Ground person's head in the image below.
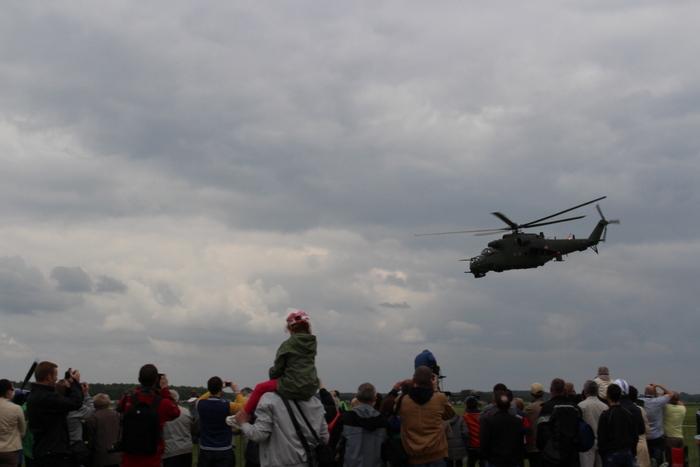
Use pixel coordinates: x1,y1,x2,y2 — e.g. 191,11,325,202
628,385,639,402
494,390,512,411
492,383,507,401
644,384,656,397
138,364,160,388
564,382,576,395
669,392,680,405
466,396,479,411
612,379,630,398
550,378,566,397
530,382,544,399
207,376,224,395
607,383,622,403
0,379,13,399
513,397,524,411
54,379,68,396
286,310,311,334
35,361,59,385
413,365,434,389
169,389,180,403
356,382,377,405
241,387,253,397
583,380,599,398
597,366,609,377
94,393,111,410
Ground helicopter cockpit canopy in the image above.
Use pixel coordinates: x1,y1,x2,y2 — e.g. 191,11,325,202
481,247,495,256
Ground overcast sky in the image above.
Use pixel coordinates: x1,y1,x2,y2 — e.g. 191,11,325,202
1,1,699,393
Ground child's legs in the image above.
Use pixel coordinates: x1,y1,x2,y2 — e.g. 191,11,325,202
243,379,278,414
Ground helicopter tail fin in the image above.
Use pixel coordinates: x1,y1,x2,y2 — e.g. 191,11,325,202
588,204,619,247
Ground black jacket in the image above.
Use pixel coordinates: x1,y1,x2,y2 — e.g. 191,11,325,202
480,410,525,466
27,381,84,458
597,405,637,456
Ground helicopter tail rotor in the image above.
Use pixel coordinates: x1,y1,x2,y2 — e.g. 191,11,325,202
595,204,620,242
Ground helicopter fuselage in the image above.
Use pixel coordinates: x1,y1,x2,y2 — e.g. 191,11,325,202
468,220,607,277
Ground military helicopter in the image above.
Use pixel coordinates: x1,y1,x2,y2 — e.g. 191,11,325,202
417,196,619,278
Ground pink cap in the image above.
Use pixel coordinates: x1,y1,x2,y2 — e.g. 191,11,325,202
286,310,310,325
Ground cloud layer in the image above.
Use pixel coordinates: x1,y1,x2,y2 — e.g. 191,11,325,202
0,1,699,391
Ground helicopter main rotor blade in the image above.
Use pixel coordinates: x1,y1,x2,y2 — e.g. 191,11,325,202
414,227,510,237
522,215,586,229
491,212,519,229
521,196,606,227
474,230,510,237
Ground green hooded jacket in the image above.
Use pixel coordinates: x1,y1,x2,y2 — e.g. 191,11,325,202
269,333,319,400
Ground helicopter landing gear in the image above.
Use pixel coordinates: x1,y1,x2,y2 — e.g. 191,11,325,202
471,272,486,278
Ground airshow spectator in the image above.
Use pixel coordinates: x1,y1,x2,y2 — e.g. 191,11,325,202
340,382,387,467
565,382,583,404
524,383,545,467
163,390,194,467
663,392,686,450
628,386,650,467
397,365,455,465
0,379,26,467
613,379,645,455
117,364,180,467
85,393,121,467
197,376,238,467
597,384,637,467
62,381,94,465
238,391,329,467
480,389,525,467
578,380,608,467
463,396,481,467
236,310,320,423
445,409,468,467
480,384,512,421
594,367,612,401
640,383,671,466
537,378,582,467
27,362,84,467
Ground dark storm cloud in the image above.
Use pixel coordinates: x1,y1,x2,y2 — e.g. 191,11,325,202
50,266,93,293
95,275,127,294
0,257,80,313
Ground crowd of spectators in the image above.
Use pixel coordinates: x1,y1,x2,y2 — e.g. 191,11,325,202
0,310,694,467
0,361,694,467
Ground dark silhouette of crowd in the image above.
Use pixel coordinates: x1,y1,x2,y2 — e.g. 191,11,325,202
0,312,694,467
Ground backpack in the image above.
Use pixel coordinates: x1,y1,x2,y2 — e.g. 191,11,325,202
539,404,581,463
381,394,408,465
576,418,595,452
121,393,162,455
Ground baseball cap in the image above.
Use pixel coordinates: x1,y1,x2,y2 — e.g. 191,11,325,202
530,383,545,395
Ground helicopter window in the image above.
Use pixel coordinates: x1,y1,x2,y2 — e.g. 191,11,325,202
481,248,494,256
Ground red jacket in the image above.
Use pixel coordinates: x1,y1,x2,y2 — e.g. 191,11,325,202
463,411,481,448
118,386,180,467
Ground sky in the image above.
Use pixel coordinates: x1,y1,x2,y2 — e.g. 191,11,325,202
1,1,699,393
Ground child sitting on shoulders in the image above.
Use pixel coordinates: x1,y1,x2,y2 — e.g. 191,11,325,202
236,310,319,422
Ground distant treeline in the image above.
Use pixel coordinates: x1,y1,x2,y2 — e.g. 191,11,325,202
14,383,700,404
